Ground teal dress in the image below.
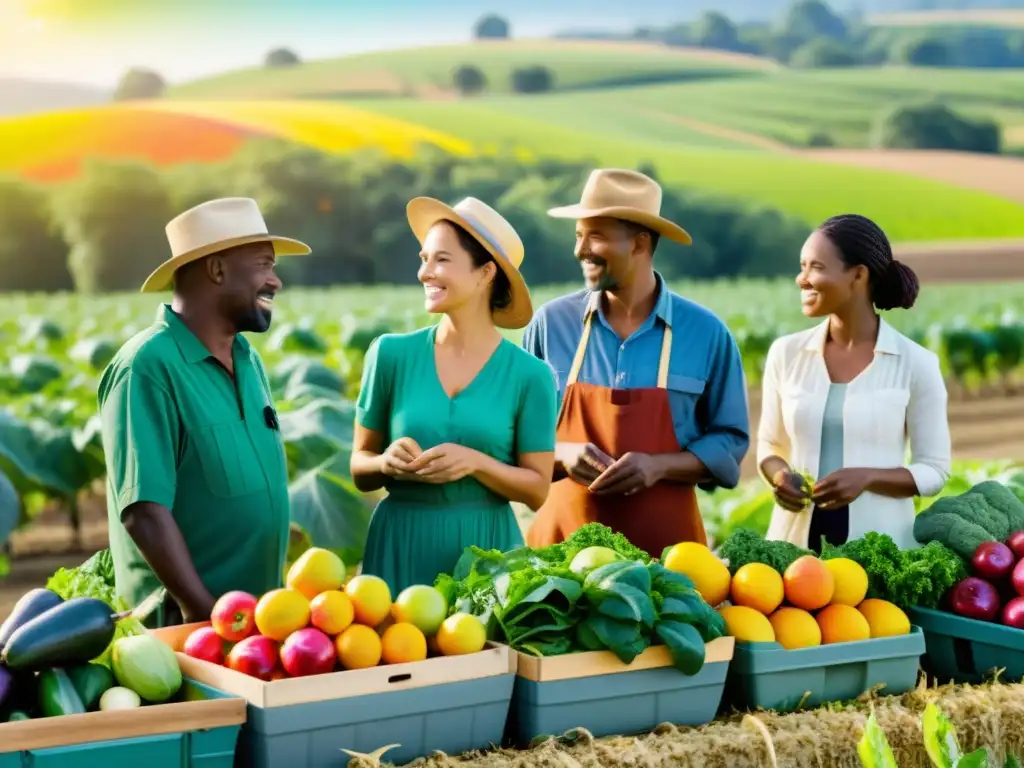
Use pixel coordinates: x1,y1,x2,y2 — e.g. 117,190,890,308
808,383,849,553
356,326,558,595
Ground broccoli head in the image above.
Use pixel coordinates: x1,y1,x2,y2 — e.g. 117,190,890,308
913,507,997,561
927,492,1009,541
969,480,1024,533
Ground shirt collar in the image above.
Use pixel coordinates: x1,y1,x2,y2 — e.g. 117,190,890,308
157,303,250,365
803,316,900,356
582,270,673,328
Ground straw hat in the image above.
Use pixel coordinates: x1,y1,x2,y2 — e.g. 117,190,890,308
547,168,692,245
406,196,533,329
141,197,311,293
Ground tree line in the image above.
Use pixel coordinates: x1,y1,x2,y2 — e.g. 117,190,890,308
0,141,812,295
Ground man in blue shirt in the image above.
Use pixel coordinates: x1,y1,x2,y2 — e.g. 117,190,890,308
522,168,750,557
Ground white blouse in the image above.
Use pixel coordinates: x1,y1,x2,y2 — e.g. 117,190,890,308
757,317,952,551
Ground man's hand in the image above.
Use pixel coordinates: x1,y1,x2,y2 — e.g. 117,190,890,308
588,452,660,496
380,437,423,480
813,468,873,509
556,442,614,485
407,443,480,484
771,469,811,512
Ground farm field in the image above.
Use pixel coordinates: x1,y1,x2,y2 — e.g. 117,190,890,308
2,278,1024,618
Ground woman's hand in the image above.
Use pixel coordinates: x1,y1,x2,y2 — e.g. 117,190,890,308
771,468,811,512
381,437,423,480
813,468,874,509
407,443,481,484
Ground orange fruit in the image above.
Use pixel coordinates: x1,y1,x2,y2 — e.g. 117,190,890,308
286,547,346,600
309,590,355,636
335,624,383,669
717,605,776,643
816,604,871,644
435,613,487,656
730,562,785,615
857,599,911,638
783,556,835,611
380,622,428,664
254,588,311,641
767,607,822,650
823,558,868,606
344,575,393,627
662,542,731,607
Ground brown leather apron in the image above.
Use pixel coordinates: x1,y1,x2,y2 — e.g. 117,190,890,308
526,312,705,558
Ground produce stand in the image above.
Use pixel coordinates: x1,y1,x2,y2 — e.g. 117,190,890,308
505,636,735,746
722,626,926,713
151,622,517,768
0,678,245,768
909,606,1024,685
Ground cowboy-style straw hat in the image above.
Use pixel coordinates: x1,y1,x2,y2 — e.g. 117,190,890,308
547,168,692,245
141,197,311,293
406,196,533,329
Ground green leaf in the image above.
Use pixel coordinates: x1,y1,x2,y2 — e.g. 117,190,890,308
856,711,898,768
648,561,696,592
1004,755,1022,768
0,469,18,545
278,397,355,476
654,619,706,675
288,452,372,566
590,584,656,629
581,614,647,665
584,560,652,594
955,749,991,768
923,702,961,768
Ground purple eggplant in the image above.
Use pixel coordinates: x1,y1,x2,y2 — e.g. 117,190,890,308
0,665,11,710
0,588,63,652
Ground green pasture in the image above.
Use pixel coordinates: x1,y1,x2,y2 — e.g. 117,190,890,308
167,41,774,100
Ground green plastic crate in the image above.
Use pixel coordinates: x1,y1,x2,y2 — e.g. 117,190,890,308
0,679,244,768
909,607,1024,684
723,626,925,713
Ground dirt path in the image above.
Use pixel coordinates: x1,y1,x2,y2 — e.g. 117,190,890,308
637,108,790,151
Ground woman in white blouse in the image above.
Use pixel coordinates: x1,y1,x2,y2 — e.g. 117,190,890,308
757,213,951,553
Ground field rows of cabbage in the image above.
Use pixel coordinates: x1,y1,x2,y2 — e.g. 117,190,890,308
0,279,1022,572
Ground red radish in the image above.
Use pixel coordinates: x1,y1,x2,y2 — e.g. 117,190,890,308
226,635,280,680
948,577,1002,622
1007,531,1024,561
1004,597,1024,629
183,626,228,665
211,591,258,642
972,541,1015,582
1012,558,1024,598
280,628,337,677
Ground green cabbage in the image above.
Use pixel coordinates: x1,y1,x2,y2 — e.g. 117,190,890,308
111,635,182,703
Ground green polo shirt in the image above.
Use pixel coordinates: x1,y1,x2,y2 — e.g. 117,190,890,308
99,304,290,622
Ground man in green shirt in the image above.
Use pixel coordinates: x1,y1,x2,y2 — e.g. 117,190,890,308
98,197,311,627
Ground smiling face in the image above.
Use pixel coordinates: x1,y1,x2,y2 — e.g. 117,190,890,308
796,229,870,318
574,216,649,292
214,241,282,333
417,221,496,318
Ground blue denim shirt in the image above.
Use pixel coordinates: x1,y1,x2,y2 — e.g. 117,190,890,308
521,273,751,491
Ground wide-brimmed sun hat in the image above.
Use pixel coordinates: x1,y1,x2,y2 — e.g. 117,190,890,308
141,197,311,293
547,168,692,245
406,196,533,329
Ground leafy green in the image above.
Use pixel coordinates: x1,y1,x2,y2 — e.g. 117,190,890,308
857,710,898,768
717,527,812,574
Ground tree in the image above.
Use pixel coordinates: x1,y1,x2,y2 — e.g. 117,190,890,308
692,11,740,51
789,38,859,68
510,66,553,94
893,35,951,67
452,65,487,96
871,103,1002,154
0,177,72,292
265,48,301,68
779,0,848,42
113,67,166,101
473,14,510,40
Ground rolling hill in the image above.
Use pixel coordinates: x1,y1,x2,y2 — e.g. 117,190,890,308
868,9,1024,27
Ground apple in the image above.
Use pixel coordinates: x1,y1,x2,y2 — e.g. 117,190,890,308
948,577,1001,622
280,628,337,677
1007,530,1024,561
226,635,280,680
972,541,1015,582
211,590,258,642
183,626,229,665
1003,596,1024,629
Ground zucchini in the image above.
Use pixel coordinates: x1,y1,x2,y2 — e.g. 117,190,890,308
67,662,114,710
0,588,63,652
37,668,87,718
0,597,129,671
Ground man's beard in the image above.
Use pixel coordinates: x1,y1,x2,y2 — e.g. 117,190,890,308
581,257,619,291
234,305,272,334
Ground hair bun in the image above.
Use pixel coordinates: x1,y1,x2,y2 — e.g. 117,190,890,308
875,259,920,311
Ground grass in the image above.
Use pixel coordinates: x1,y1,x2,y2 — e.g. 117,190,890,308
167,39,776,100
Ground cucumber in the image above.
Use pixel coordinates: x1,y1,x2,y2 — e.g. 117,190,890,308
67,662,114,710
0,597,128,671
0,588,63,652
37,668,87,717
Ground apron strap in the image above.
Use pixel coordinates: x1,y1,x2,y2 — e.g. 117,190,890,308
568,310,673,389
566,311,594,387
657,325,672,389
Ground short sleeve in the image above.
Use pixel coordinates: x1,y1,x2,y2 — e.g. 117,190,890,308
100,371,180,517
515,358,558,455
356,335,393,433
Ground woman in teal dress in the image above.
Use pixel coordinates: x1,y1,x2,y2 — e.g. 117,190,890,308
350,196,558,596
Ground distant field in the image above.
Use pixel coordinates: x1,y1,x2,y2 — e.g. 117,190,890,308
868,9,1024,28
167,39,776,100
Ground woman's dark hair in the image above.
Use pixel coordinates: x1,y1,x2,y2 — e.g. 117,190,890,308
445,220,513,312
818,213,920,311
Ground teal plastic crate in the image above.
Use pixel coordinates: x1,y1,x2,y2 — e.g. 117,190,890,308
505,637,735,746
909,606,1024,684
723,626,925,713
0,679,244,768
